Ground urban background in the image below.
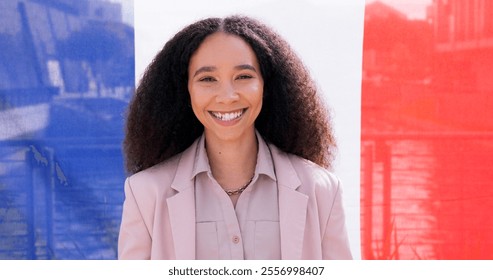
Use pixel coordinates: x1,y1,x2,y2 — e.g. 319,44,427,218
362,0,493,259
0,0,133,259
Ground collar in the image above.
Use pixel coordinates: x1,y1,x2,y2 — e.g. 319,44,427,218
191,130,276,181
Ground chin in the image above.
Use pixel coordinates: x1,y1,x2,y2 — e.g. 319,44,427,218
206,127,256,142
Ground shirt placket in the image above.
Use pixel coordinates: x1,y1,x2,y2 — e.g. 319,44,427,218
209,172,245,259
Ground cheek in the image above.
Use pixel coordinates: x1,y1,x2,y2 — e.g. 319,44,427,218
189,86,215,118
188,85,204,105
250,83,264,107
238,80,263,97
247,85,264,117
188,87,202,113
189,96,207,124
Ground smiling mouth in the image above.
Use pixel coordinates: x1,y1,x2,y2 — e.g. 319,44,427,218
209,109,246,121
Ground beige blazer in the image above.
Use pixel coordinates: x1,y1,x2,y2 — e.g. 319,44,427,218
118,136,353,260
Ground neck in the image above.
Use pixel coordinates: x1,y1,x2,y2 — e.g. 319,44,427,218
204,130,258,189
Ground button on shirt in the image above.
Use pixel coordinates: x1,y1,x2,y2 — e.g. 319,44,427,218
193,133,281,260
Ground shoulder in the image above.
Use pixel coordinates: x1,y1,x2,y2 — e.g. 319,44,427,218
127,136,200,189
125,153,181,201
269,143,341,196
128,154,180,186
290,153,341,194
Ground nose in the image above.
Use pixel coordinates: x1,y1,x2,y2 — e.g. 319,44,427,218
216,81,239,104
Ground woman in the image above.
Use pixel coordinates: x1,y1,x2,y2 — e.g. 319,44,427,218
118,15,352,260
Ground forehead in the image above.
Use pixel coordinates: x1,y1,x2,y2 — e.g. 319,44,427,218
189,32,259,67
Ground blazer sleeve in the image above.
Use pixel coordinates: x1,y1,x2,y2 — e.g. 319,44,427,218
118,178,152,259
322,179,353,259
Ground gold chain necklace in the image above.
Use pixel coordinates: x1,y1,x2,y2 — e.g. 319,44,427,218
224,175,254,196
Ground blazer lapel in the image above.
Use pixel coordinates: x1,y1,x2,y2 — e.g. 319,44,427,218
167,138,201,259
167,187,195,259
269,144,308,260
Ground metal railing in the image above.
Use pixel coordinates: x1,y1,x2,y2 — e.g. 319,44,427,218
0,138,124,259
361,131,493,259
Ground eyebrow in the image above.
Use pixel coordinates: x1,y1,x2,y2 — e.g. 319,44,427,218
193,66,216,78
192,64,258,77
235,64,257,72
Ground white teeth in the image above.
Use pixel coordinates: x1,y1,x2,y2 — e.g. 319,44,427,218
211,110,244,121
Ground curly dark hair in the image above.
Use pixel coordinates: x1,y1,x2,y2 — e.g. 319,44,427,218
124,15,336,174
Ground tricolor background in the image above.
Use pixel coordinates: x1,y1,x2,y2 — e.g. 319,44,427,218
1,0,492,260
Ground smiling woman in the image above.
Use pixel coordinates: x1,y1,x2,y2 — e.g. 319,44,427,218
188,32,264,152
118,15,352,260
187,32,264,207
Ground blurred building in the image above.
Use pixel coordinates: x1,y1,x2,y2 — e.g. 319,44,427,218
431,0,493,129
364,2,433,83
361,0,493,260
0,0,132,95
0,0,132,259
362,1,433,118
362,1,407,83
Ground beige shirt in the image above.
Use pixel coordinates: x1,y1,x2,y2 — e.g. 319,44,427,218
192,134,281,260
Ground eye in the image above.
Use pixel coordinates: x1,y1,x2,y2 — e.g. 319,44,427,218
236,74,253,80
198,76,216,82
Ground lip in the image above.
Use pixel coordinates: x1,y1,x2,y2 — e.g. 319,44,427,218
208,108,247,125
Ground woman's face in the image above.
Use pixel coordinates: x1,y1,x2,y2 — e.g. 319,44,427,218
188,32,264,143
